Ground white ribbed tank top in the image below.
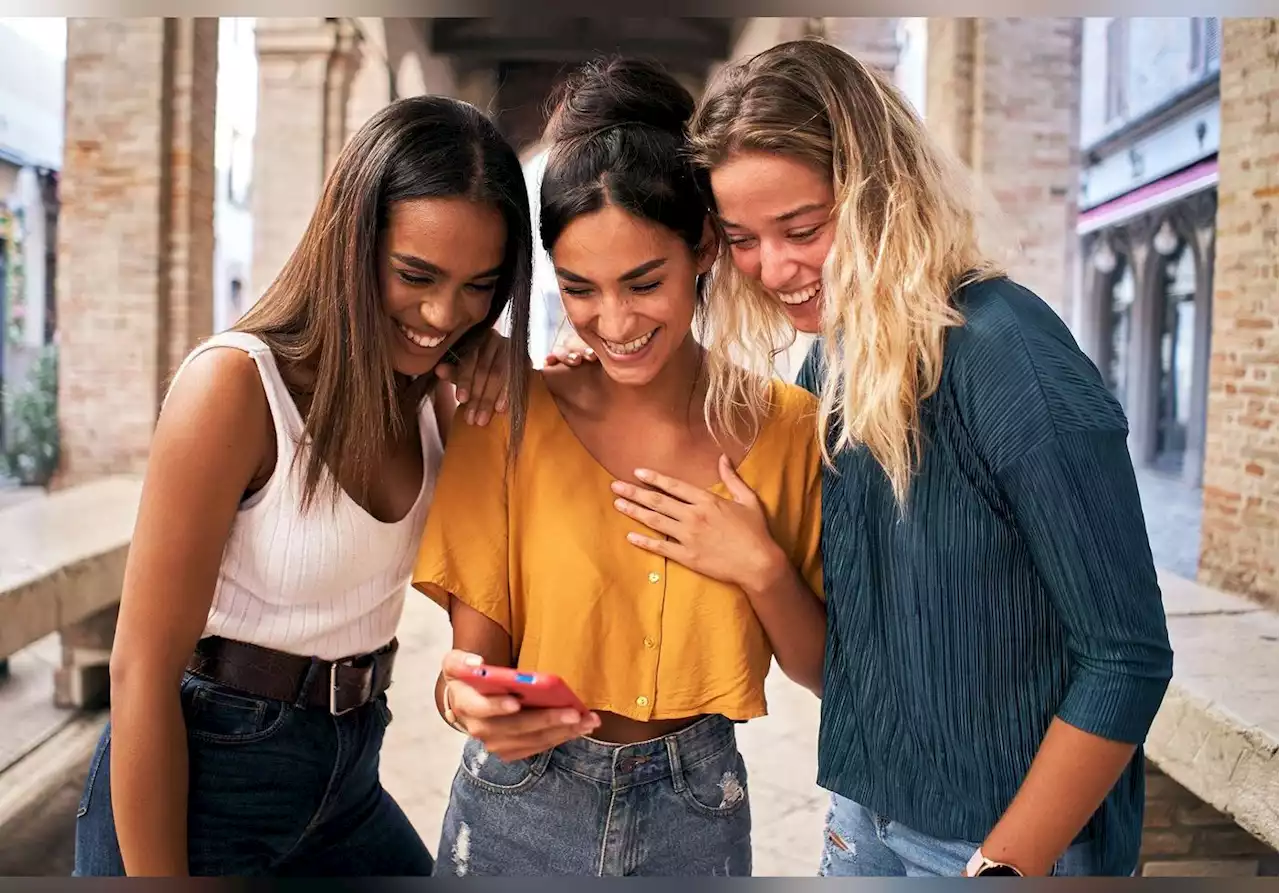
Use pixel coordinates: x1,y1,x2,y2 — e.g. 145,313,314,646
168,331,441,661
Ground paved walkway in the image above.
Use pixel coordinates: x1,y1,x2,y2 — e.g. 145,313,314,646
1133,469,1203,581
379,593,829,877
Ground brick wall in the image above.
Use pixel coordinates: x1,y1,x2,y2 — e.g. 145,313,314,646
165,19,219,391
56,18,218,485
250,18,346,301
925,20,977,166
925,19,1081,322
1198,18,1279,607
1141,760,1279,876
823,17,900,80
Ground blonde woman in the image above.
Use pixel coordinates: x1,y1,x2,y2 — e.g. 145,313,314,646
570,39,1171,878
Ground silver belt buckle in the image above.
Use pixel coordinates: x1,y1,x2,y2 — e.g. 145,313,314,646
329,660,358,716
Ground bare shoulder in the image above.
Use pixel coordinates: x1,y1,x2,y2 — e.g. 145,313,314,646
539,361,606,418
162,346,267,429
154,345,273,486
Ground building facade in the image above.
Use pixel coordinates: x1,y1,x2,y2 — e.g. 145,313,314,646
1076,17,1223,490
0,20,63,451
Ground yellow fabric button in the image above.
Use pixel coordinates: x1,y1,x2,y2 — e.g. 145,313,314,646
648,572,661,584
643,637,656,649
636,696,649,707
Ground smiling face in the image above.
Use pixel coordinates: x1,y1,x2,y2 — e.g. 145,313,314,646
379,196,507,377
551,203,710,388
709,150,836,334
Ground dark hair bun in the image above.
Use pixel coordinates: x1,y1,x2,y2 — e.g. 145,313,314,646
539,56,706,257
546,57,694,144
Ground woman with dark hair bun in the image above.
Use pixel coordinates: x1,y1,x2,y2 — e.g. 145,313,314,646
412,57,826,877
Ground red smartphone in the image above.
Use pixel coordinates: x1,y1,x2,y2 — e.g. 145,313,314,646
461,665,588,713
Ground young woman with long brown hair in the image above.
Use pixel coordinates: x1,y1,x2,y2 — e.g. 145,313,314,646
672,39,1173,877
72,95,532,877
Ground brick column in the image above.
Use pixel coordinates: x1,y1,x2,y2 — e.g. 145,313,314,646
1199,19,1279,607
56,18,218,485
345,18,393,144
925,18,1082,320
822,18,901,80
251,17,362,299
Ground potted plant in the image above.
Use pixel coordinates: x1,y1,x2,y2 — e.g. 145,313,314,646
2,345,59,487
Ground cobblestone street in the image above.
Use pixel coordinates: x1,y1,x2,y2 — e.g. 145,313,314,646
379,592,829,877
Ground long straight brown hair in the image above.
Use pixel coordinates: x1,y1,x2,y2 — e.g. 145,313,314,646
235,96,533,511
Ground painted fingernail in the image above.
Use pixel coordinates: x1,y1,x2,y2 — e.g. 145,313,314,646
627,533,643,544
463,654,483,666
568,353,579,362
614,498,628,510
635,469,653,481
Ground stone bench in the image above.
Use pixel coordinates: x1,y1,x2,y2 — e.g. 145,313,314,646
0,476,142,709
1146,569,1279,852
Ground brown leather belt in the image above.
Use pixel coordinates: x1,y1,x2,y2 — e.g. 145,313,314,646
186,636,397,716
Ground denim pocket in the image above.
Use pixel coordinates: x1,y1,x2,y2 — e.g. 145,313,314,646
677,741,750,818
181,674,289,745
455,736,544,794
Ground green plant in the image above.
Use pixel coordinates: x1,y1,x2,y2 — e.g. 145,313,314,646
2,345,59,486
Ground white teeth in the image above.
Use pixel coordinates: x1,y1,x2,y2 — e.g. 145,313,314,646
398,320,446,349
777,282,822,306
602,329,656,356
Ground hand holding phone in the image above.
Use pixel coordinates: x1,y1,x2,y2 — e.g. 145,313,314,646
461,664,588,712
441,650,600,762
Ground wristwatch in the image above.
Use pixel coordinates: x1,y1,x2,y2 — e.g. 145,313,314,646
965,848,1023,877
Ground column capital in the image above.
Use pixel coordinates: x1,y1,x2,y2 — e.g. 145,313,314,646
256,16,362,64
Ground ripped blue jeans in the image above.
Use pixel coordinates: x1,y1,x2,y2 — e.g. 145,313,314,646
818,793,1110,877
435,714,752,877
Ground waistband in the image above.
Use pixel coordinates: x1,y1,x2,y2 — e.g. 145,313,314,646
186,635,397,715
543,714,737,792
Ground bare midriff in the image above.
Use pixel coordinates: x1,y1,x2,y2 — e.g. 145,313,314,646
590,711,708,745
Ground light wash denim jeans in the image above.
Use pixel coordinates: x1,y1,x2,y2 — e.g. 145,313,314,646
818,793,1110,877
435,714,752,877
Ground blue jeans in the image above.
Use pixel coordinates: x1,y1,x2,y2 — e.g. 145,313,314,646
435,714,752,876
818,793,1109,877
73,670,433,876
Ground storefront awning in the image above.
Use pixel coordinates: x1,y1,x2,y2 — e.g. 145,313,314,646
1077,158,1218,236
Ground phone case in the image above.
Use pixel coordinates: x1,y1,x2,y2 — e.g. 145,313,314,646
463,665,588,713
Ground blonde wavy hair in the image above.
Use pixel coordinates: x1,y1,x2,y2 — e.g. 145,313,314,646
688,38,1003,507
